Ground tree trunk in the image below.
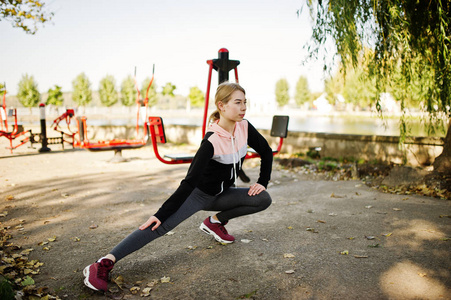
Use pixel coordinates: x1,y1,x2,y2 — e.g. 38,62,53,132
433,117,451,174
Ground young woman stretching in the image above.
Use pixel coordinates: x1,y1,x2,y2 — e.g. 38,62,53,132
83,82,273,292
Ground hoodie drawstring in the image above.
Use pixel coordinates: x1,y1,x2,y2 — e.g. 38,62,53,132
231,136,238,187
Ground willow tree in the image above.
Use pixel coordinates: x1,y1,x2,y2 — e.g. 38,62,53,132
304,0,450,174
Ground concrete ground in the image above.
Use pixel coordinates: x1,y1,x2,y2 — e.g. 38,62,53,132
0,142,450,299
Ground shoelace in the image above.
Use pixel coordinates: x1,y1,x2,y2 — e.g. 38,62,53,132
218,224,228,235
97,261,111,280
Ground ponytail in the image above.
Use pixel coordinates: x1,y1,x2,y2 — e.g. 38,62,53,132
208,109,220,125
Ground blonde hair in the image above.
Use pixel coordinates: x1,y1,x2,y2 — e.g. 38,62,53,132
208,82,246,124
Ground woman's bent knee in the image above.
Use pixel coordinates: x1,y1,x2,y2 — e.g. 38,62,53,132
258,191,272,210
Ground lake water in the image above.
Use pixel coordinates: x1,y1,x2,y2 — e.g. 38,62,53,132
161,114,445,137
19,107,446,137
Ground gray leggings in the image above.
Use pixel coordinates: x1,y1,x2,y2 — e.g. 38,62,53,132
110,187,271,262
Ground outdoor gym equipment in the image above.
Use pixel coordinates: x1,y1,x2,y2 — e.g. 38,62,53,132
0,86,30,153
1,87,62,153
52,67,155,161
50,108,76,148
147,48,289,165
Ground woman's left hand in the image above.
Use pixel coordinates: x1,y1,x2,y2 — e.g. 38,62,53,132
248,183,265,196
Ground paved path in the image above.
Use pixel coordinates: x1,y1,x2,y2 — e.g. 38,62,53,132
0,144,450,299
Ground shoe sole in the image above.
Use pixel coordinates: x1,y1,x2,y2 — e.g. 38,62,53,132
199,223,234,244
83,266,102,292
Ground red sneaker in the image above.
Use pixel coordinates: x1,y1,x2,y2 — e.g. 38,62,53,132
200,217,235,243
83,258,114,292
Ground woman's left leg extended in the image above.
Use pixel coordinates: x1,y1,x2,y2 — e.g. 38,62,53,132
206,188,272,223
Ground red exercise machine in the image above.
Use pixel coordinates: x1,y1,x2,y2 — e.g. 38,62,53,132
148,48,289,165
0,87,31,153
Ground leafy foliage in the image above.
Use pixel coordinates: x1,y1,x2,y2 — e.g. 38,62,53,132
304,0,450,119
0,83,5,97
275,78,290,107
98,75,118,107
0,225,58,299
120,75,137,107
17,74,40,108
304,0,450,173
71,73,92,107
162,82,176,97
278,156,450,200
294,76,311,106
46,85,63,106
188,86,205,108
0,0,53,34
325,49,377,110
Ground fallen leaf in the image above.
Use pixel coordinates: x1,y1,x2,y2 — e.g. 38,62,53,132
6,195,15,201
368,244,381,248
47,236,57,242
130,286,140,294
283,253,295,258
21,248,33,255
160,276,170,283
141,287,152,297
365,236,376,240
418,273,427,277
439,215,450,218
285,270,295,274
113,275,126,290
340,250,349,255
393,208,402,211
23,268,33,275
347,237,355,240
317,220,326,223
165,231,175,236
306,227,318,233
287,226,293,230
328,213,337,216
21,276,35,286
365,205,373,209
382,233,393,237
147,279,159,287
89,224,98,229
240,239,252,243
330,193,345,198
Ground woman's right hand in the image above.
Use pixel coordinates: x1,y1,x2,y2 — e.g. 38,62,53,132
139,216,161,231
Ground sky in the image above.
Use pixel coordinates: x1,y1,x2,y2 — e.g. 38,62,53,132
1,0,329,107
